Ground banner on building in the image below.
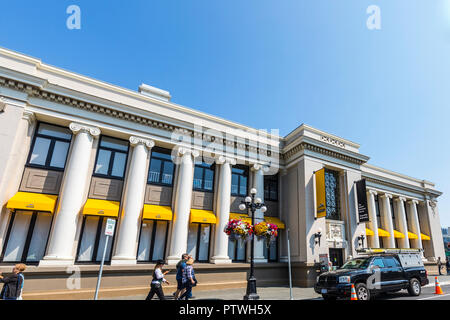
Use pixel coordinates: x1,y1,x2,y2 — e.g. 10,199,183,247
355,179,370,222
315,168,327,218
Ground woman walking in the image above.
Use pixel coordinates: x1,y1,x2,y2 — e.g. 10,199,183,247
145,260,170,300
179,258,197,300
0,263,26,300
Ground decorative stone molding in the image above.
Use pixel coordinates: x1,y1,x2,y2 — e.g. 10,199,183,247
22,110,35,124
129,136,155,149
0,76,276,158
0,97,6,113
216,156,236,165
69,122,101,137
428,200,437,215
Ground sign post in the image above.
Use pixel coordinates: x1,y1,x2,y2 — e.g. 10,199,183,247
94,218,116,300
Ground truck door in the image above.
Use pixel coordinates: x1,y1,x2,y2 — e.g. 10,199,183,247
383,256,406,289
368,257,387,291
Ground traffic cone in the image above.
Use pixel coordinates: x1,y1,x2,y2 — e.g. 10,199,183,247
350,284,358,300
435,277,444,295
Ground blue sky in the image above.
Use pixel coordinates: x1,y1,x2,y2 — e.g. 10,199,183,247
1,1,449,226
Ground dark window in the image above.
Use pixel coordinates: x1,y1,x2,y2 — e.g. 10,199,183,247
383,256,401,268
325,169,340,220
403,201,409,225
228,238,247,262
193,162,215,192
375,195,382,226
371,257,385,268
264,175,278,201
137,220,169,262
27,123,72,170
390,198,395,223
187,223,211,262
93,136,129,179
231,166,248,196
147,147,175,186
263,238,279,262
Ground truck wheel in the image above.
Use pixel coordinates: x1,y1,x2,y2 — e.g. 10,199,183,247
322,294,337,301
407,278,421,296
355,283,371,301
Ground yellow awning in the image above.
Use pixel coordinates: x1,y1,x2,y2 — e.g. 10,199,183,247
421,233,431,241
393,230,405,239
229,213,251,223
365,228,374,236
7,192,58,213
190,209,216,224
378,228,391,237
408,232,419,239
143,205,173,221
83,199,120,218
264,216,286,229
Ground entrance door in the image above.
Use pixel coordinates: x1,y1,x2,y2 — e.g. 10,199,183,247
329,248,344,268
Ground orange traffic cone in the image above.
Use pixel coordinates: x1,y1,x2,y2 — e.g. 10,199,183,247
435,277,444,295
350,284,358,300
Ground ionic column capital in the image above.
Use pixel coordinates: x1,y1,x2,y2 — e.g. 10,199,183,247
395,197,407,203
216,155,236,165
407,199,419,205
250,162,270,173
129,136,155,149
69,122,101,138
367,189,378,196
380,193,393,199
175,146,200,159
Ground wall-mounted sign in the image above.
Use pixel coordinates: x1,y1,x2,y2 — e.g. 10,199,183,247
320,136,345,148
315,168,327,218
355,179,370,222
105,218,116,236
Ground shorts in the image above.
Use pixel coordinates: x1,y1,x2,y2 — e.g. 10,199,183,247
177,279,183,290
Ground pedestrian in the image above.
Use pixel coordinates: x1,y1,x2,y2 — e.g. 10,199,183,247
179,258,196,300
173,253,189,300
446,257,450,275
437,257,442,275
145,260,170,300
0,263,26,300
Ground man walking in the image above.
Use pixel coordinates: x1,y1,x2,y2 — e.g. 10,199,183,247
437,257,442,275
173,253,189,300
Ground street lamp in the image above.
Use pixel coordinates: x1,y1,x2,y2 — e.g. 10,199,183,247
240,187,267,300
314,228,322,246
357,233,365,248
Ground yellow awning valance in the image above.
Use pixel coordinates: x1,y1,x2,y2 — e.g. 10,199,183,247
378,228,391,237
365,228,374,236
229,213,251,223
264,217,286,229
421,233,431,241
408,232,419,239
83,199,120,218
190,209,216,224
7,192,58,213
143,205,173,221
393,230,405,239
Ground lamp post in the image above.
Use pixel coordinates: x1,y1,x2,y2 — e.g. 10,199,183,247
239,188,267,300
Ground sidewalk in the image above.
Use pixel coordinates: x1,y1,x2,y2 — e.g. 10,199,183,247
103,286,321,300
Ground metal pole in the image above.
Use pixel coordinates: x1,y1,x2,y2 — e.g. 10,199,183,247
287,228,293,300
244,193,259,300
94,235,109,300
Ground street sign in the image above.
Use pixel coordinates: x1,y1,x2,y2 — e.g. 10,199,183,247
105,218,116,236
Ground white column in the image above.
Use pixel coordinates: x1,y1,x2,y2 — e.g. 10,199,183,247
366,190,379,248
395,197,409,248
380,194,395,248
166,147,199,264
111,136,154,265
211,156,236,264
41,122,100,266
407,200,423,251
250,163,267,263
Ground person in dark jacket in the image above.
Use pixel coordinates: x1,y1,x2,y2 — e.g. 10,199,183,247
145,260,170,300
173,253,190,300
438,257,443,275
0,263,26,300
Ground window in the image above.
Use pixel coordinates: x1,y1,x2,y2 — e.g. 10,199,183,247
325,169,340,220
1,211,53,264
137,220,169,262
228,238,246,262
147,147,175,186
93,136,129,179
264,175,278,201
186,224,211,262
403,201,409,225
231,166,248,196
193,162,215,192
27,123,72,170
76,216,116,263
263,238,278,262
383,257,401,268
389,198,395,223
371,257,385,268
375,195,382,226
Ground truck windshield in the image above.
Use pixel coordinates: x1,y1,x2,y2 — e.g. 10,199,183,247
341,258,371,269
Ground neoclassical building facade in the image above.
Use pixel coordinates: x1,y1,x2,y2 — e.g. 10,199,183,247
0,47,445,290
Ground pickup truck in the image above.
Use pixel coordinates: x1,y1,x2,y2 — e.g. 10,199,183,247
314,251,429,300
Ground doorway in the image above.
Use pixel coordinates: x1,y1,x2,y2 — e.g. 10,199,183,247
329,248,344,268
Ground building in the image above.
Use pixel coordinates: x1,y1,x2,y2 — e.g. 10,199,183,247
0,47,445,297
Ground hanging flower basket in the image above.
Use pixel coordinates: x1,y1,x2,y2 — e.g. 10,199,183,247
254,222,278,242
224,219,254,241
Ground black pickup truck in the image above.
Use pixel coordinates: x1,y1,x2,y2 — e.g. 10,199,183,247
314,252,429,300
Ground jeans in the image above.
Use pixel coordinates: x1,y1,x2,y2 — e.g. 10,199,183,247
179,283,193,300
